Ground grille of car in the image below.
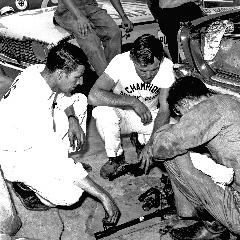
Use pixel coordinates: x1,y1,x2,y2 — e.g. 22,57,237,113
208,69,240,95
0,36,47,67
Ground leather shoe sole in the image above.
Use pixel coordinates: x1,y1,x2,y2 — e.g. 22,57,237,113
170,221,230,240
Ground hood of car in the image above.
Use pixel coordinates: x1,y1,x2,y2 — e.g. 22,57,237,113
0,1,154,44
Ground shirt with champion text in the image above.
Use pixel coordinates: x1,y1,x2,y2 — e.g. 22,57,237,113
104,51,175,111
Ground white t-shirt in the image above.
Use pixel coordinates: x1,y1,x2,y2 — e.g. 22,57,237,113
104,51,175,111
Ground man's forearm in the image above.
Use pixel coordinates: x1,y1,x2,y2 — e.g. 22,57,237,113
149,109,170,143
65,105,78,119
88,88,137,110
110,0,128,18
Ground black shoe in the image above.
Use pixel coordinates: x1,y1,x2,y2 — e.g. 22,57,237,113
130,132,145,157
100,153,127,180
169,220,230,240
12,182,51,211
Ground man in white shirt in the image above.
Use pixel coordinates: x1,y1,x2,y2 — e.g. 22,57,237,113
88,34,175,180
0,42,120,238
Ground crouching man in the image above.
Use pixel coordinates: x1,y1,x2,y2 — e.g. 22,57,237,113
140,76,240,239
0,42,120,236
88,34,175,180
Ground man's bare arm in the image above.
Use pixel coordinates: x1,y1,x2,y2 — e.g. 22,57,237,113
88,73,138,109
76,175,120,225
65,105,85,151
109,0,133,32
88,73,152,125
150,88,170,142
139,88,170,173
64,105,76,118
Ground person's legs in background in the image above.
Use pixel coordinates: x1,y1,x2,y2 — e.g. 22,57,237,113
54,10,108,77
87,7,122,64
157,2,203,63
158,11,180,64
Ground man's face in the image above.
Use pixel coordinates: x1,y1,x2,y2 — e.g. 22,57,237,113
134,57,160,83
57,65,85,95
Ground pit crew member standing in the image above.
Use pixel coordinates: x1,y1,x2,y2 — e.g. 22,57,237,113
88,34,175,180
146,0,203,63
54,0,133,76
0,42,120,226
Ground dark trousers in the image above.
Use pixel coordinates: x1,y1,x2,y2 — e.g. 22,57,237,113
54,5,121,76
147,1,203,63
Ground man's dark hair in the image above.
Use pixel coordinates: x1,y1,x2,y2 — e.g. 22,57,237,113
130,34,164,66
167,76,214,117
46,42,89,74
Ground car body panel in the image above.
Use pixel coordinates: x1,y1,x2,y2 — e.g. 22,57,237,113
0,0,239,82
178,8,240,97
0,0,160,77
0,1,156,44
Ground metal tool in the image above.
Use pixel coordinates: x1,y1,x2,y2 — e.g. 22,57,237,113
94,207,172,239
138,187,161,211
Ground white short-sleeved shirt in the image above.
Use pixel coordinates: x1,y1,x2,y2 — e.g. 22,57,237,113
104,51,175,111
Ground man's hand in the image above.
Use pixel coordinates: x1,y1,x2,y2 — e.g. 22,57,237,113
68,116,85,151
133,99,152,125
139,142,154,174
121,15,133,33
101,193,121,227
77,16,94,36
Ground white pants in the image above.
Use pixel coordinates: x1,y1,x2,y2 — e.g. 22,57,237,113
92,106,158,157
0,93,88,206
